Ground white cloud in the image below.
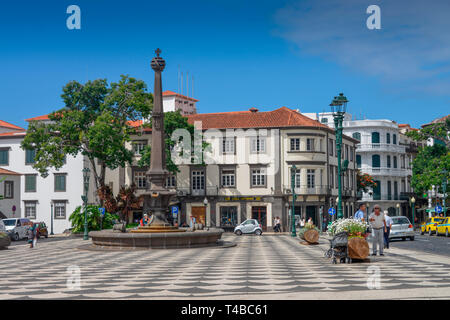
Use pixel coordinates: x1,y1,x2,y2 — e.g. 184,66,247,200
274,0,450,94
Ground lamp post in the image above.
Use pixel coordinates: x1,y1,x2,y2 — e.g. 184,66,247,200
330,93,348,219
203,197,208,230
442,169,448,217
366,201,370,223
410,197,416,230
396,203,400,217
50,202,54,235
291,165,297,237
82,167,90,240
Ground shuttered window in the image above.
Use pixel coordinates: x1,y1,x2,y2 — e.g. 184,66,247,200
54,174,66,192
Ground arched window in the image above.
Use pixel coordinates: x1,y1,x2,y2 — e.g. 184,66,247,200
386,133,390,144
352,132,361,141
372,154,380,168
372,132,380,144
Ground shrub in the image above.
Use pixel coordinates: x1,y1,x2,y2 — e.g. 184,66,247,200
69,205,118,233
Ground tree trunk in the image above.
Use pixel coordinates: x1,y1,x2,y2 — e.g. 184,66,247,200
348,237,369,260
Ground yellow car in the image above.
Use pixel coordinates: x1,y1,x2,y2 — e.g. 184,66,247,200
421,217,446,236
436,217,450,237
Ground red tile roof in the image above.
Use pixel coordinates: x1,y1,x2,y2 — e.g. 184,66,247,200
0,168,21,176
26,115,50,122
0,131,26,138
0,120,25,131
186,107,329,130
163,90,199,102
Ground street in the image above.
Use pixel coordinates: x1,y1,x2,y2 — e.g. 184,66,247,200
388,232,450,257
0,233,449,300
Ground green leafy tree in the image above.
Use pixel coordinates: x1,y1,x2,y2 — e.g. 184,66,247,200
69,205,118,233
137,110,210,173
21,76,153,194
410,144,449,195
406,116,450,147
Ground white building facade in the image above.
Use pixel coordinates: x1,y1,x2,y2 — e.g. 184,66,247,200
0,118,85,234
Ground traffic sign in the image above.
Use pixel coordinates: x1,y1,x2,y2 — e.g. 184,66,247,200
435,205,443,214
171,206,179,218
328,208,336,216
99,207,106,216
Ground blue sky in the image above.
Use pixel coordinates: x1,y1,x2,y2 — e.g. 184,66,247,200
0,0,448,129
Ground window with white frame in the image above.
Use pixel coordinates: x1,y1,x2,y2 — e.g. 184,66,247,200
192,170,205,191
133,141,147,156
222,138,235,154
54,201,66,219
251,168,266,187
24,201,37,219
307,169,315,188
292,168,301,188
165,175,176,188
134,171,147,189
4,181,13,199
290,138,300,151
251,137,266,153
306,138,315,151
221,169,236,188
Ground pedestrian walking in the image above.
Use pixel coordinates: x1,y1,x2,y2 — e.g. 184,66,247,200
369,205,387,256
27,224,38,249
354,203,366,222
384,211,393,249
276,217,281,233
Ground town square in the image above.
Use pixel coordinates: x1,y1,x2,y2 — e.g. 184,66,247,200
0,0,449,305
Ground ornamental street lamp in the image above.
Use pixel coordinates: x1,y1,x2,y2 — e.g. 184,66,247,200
396,203,400,216
50,202,54,235
410,197,416,230
291,165,297,237
330,93,348,219
82,167,90,240
203,197,209,230
442,169,448,217
366,201,370,223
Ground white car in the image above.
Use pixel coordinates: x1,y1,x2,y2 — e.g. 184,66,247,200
2,218,32,241
234,219,263,236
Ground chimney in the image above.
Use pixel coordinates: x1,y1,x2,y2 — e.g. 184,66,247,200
249,107,259,113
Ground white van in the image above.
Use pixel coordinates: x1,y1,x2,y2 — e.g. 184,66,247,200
2,218,32,241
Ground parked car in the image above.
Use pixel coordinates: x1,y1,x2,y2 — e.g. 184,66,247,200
2,218,33,241
234,219,262,236
34,222,49,239
420,217,445,236
436,217,450,237
389,216,415,241
0,219,6,232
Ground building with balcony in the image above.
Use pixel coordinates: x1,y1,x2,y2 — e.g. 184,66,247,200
116,107,358,232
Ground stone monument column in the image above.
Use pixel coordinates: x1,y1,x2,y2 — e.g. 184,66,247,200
143,48,175,226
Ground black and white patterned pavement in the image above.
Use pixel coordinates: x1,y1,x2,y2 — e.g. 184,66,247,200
0,234,449,299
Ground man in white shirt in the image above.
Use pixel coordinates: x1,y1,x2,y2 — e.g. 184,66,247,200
369,205,387,256
384,211,393,249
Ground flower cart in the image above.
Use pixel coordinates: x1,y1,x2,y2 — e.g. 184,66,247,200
326,219,370,262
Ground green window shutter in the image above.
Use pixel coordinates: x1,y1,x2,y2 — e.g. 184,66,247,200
55,175,66,191
25,175,36,192
371,132,380,144
26,149,36,164
372,155,380,168
0,150,8,165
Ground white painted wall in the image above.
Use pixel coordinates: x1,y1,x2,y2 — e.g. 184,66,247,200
0,136,84,233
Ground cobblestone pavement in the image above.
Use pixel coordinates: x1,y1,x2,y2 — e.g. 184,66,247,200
0,234,449,300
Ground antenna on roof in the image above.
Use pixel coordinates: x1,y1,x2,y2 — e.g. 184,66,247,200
186,71,189,97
